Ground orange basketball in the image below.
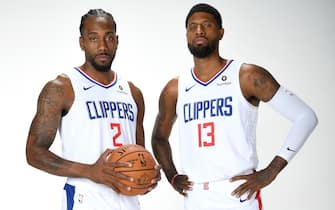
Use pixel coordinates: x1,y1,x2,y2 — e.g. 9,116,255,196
106,144,158,196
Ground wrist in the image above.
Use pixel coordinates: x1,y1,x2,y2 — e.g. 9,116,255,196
267,156,288,174
170,174,178,186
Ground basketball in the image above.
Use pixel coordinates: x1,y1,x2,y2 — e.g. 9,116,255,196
106,144,158,196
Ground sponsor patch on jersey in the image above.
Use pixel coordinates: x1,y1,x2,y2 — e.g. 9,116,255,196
216,75,232,86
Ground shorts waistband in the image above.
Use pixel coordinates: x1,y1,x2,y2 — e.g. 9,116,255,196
192,169,255,190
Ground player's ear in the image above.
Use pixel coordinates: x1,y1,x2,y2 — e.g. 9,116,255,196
79,36,85,51
219,28,224,40
116,35,119,49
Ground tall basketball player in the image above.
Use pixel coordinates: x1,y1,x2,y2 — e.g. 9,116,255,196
151,3,318,210
26,9,159,210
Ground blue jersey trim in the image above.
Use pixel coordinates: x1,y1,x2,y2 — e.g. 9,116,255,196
74,67,118,88
191,59,234,86
64,183,75,210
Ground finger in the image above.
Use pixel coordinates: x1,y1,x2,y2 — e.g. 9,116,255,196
105,170,134,182
247,189,256,200
103,149,116,160
180,181,193,190
109,184,120,193
231,182,250,198
155,170,161,179
104,178,129,194
112,161,132,168
148,183,157,191
108,178,132,193
230,175,248,182
154,164,162,170
151,176,161,184
187,181,194,187
141,187,153,195
181,188,188,196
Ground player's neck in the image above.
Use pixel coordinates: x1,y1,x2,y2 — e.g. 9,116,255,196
193,55,227,82
80,64,115,85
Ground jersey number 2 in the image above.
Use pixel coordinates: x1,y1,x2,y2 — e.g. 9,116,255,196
110,123,122,147
198,122,215,147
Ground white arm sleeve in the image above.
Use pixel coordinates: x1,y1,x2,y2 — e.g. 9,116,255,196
267,86,318,162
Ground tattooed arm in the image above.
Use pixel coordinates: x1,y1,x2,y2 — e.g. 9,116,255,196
239,63,280,106
26,74,76,176
151,78,193,196
26,75,130,191
230,64,288,199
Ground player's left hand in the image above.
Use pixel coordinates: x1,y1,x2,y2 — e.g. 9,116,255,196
230,168,277,200
142,165,162,195
230,156,287,199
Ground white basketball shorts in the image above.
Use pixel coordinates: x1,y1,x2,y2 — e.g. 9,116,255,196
62,180,140,210
184,179,262,210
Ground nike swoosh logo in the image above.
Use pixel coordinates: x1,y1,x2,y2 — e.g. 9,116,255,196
185,84,195,92
83,85,95,91
287,147,296,152
240,198,247,203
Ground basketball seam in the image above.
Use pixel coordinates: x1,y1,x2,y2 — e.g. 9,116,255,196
114,151,152,162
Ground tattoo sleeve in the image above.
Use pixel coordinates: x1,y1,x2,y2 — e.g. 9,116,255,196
252,67,279,102
27,80,72,175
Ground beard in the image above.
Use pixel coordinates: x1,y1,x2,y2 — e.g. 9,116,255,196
87,53,115,72
187,39,219,58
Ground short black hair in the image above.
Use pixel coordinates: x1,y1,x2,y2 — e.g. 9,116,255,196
185,3,222,29
79,9,116,36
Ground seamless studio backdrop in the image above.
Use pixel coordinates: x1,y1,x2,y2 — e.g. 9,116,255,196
0,0,333,209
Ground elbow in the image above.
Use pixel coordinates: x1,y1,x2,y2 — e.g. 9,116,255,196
26,146,40,168
297,107,318,131
305,108,318,130
26,148,35,167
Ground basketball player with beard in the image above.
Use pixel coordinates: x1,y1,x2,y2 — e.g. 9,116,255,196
151,3,317,210
26,9,159,210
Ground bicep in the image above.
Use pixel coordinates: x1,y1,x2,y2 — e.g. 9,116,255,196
27,79,68,150
240,64,280,105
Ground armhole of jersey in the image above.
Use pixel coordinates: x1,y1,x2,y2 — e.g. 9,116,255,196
61,69,76,117
126,81,138,111
236,62,259,111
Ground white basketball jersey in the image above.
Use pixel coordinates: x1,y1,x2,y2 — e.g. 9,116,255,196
60,67,138,165
176,60,259,183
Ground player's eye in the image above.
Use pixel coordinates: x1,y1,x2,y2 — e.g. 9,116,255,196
187,23,198,31
89,36,98,42
202,22,212,28
105,35,115,42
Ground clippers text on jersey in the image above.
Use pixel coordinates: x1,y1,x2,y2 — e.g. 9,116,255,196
86,100,135,121
183,97,233,123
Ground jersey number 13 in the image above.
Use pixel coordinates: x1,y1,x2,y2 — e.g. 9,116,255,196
198,122,215,147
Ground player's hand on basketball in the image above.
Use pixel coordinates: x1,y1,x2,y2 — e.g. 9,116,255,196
170,174,194,196
141,164,162,195
230,168,277,200
89,149,134,193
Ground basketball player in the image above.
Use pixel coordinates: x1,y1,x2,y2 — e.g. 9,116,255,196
26,9,159,210
151,3,318,210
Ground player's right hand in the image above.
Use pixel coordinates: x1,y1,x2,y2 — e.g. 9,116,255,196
171,174,193,196
88,149,134,193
